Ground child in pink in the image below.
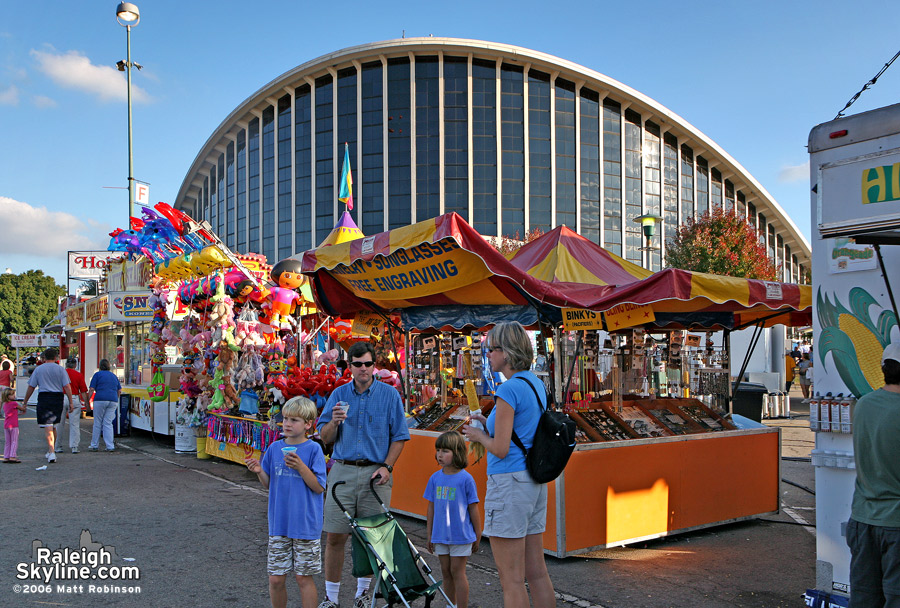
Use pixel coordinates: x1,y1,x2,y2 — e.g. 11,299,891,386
3,387,26,463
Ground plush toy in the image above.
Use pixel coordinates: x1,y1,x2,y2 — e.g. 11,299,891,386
375,368,403,393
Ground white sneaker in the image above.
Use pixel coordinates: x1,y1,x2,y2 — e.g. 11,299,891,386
71,448,79,454
317,600,339,608
55,447,63,453
354,592,371,608
47,452,57,463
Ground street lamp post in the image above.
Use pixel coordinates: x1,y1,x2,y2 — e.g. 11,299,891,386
116,2,140,225
634,213,664,269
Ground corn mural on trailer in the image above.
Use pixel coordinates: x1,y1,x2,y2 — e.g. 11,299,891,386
808,103,900,599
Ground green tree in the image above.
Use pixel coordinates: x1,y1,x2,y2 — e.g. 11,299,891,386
0,270,65,357
665,206,780,280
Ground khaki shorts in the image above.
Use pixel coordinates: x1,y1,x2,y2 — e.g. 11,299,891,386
323,462,392,534
434,543,472,557
483,470,547,539
267,536,321,576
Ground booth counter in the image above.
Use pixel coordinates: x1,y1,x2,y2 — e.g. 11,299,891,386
124,386,183,436
204,412,281,465
391,426,780,557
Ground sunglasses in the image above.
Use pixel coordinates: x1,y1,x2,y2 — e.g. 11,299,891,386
350,361,375,368
487,346,503,353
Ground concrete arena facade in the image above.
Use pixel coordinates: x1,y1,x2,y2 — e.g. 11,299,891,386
175,38,810,279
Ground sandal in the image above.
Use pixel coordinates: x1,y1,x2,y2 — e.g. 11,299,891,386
7,458,20,463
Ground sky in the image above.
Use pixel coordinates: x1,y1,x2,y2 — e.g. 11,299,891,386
1,0,899,291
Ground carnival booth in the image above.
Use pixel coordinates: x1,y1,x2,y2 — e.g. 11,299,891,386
105,203,304,456
301,212,809,556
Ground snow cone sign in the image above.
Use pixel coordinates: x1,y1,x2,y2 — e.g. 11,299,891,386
108,292,154,321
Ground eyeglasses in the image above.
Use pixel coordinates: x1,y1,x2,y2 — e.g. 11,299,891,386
487,346,502,353
350,361,376,368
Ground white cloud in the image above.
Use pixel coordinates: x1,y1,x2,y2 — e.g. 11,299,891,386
778,161,810,183
30,48,150,103
0,84,19,105
32,94,56,108
0,196,112,258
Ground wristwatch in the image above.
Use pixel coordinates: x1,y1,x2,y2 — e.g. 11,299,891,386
382,463,394,473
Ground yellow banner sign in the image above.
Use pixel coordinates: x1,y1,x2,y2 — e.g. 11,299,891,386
562,308,605,331
329,238,491,301
603,303,655,330
351,311,384,336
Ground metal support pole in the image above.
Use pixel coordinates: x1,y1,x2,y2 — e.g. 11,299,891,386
126,24,135,223
874,243,900,324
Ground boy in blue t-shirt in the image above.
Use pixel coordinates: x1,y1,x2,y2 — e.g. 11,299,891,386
424,431,481,608
247,397,326,608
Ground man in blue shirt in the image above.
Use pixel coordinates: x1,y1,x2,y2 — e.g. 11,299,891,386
316,341,409,608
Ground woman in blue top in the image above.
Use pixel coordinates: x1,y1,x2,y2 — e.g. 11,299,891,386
463,321,555,608
88,359,122,452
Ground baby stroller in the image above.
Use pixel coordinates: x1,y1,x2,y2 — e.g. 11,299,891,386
331,478,454,608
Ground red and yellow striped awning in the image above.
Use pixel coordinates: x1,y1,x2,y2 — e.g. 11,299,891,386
586,267,813,329
301,213,577,317
508,225,652,301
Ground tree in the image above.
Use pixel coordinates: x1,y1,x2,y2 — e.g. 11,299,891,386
665,206,780,280
0,270,65,357
493,227,546,256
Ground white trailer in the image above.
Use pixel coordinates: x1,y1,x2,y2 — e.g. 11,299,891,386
808,102,900,601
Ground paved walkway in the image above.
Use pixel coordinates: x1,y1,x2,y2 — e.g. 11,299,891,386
763,386,815,459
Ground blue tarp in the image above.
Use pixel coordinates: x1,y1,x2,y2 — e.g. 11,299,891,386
400,305,539,331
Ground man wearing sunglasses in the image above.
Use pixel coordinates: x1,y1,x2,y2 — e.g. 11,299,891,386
316,341,410,608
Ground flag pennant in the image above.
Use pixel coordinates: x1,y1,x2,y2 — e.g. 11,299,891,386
338,143,354,211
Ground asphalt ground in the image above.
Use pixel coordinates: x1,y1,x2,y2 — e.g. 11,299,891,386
0,391,815,608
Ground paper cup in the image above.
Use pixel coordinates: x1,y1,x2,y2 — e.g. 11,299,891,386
281,446,297,458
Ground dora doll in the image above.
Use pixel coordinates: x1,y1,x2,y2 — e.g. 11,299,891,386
267,259,304,328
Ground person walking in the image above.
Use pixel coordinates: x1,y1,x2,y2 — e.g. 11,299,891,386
847,342,900,607
246,396,326,608
798,353,813,402
0,359,14,390
463,321,556,608
785,350,797,393
22,347,73,464
425,431,481,608
2,387,26,463
88,359,121,452
315,341,410,608
62,358,89,453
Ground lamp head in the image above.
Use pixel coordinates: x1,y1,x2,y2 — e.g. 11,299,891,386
116,60,126,72
116,2,140,26
634,214,663,239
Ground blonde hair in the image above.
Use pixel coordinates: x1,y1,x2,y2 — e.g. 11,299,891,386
488,321,534,372
435,431,469,469
282,396,318,423
1,387,14,403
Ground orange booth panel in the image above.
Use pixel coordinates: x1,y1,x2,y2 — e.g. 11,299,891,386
392,427,778,557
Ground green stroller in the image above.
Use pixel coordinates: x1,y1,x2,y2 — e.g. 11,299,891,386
331,478,454,608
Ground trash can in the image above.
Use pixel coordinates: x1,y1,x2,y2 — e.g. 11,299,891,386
731,382,768,422
115,394,131,437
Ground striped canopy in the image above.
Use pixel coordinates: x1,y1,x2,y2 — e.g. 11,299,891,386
507,225,652,302
586,267,813,329
301,213,576,317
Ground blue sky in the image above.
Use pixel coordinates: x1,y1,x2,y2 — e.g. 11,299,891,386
2,0,899,289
